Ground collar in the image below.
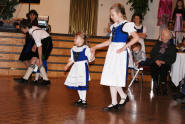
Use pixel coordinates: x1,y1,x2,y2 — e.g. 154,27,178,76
28,26,40,35
134,24,143,29
112,20,127,28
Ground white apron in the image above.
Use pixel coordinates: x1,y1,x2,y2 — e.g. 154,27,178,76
64,60,90,88
100,42,129,87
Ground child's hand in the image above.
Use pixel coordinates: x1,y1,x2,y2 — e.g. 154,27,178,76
117,46,127,54
89,56,95,62
135,61,139,66
64,65,69,71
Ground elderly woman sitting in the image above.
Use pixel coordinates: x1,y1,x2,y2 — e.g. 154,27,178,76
150,29,177,96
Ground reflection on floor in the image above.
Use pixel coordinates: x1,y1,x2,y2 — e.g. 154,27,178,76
0,77,184,124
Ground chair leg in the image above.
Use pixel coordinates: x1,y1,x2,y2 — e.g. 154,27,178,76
128,69,140,88
141,71,143,84
150,79,154,100
151,79,154,91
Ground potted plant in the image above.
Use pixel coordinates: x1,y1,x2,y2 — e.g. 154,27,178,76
127,0,153,17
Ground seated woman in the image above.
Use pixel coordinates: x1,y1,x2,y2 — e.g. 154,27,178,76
150,29,177,96
132,13,147,53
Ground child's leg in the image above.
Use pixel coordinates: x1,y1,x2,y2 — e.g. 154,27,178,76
131,69,135,78
110,86,118,105
39,66,49,80
38,59,49,81
116,87,127,99
35,73,40,81
77,90,83,100
81,90,87,102
23,64,35,80
116,87,129,104
23,57,37,80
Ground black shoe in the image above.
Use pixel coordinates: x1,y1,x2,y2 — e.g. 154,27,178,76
30,80,39,85
119,96,129,107
14,78,28,84
81,101,88,108
40,80,50,85
103,104,119,111
74,99,83,106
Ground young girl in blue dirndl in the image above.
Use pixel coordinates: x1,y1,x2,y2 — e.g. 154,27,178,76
91,3,139,111
64,32,94,107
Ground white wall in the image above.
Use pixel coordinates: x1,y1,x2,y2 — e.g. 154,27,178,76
14,0,70,34
13,0,183,39
97,0,132,36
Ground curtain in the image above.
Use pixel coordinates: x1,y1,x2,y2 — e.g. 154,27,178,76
69,0,98,36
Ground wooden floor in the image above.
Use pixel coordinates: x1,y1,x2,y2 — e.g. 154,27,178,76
0,77,185,124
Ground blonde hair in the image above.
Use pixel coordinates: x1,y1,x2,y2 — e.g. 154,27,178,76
110,3,126,18
75,32,89,46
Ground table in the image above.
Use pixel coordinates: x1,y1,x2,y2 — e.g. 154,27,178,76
170,52,185,86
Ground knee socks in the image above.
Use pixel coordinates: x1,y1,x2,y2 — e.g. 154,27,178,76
77,90,87,102
39,66,49,80
23,64,35,80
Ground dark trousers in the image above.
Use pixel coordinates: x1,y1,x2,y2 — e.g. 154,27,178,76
151,63,170,83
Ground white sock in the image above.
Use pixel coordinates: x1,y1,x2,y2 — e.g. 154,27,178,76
77,90,83,100
115,87,127,104
40,73,43,78
35,73,40,81
40,66,49,80
110,86,118,105
23,67,34,80
81,90,87,102
116,87,127,99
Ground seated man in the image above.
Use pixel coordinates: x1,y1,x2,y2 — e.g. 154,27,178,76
150,29,177,96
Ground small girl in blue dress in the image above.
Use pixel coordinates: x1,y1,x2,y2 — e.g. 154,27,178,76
64,32,94,107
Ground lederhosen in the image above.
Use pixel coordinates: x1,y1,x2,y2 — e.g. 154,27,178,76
32,29,53,60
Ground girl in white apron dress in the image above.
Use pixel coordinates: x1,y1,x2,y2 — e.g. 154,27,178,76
64,32,94,107
91,3,139,111
132,13,147,53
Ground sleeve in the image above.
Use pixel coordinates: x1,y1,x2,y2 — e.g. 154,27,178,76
109,25,114,37
32,31,42,47
122,22,136,36
143,26,147,34
85,47,95,62
150,42,160,62
163,45,177,65
69,48,74,62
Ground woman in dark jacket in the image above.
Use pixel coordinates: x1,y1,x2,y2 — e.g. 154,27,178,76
150,29,177,96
